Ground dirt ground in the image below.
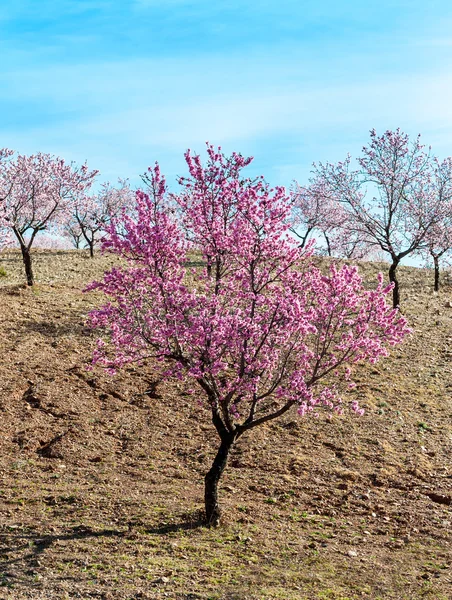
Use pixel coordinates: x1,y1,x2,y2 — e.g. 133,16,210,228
0,250,451,600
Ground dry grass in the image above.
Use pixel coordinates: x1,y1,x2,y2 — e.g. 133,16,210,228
0,249,451,600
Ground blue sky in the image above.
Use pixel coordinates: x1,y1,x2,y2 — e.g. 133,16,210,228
1,0,452,190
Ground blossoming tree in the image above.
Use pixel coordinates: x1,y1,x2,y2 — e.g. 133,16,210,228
1,152,98,285
317,129,447,307
66,179,133,257
421,158,452,291
0,148,15,251
289,179,335,249
88,146,410,525
290,179,371,259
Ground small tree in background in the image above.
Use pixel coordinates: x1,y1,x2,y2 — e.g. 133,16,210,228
31,233,72,251
88,146,410,525
317,129,447,308
290,179,371,260
0,153,98,285
424,222,452,291
0,148,15,251
316,206,372,260
289,179,336,249
64,219,85,250
421,158,452,291
66,179,133,257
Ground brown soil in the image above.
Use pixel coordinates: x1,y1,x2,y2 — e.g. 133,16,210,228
0,250,451,600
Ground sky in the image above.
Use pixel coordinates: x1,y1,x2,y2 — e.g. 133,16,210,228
2,0,452,191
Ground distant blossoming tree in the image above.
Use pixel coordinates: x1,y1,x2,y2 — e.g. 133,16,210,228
290,179,371,259
321,221,372,260
88,146,410,525
32,234,72,251
317,129,447,307
421,158,452,291
289,179,335,249
0,148,15,251
424,220,452,291
0,152,98,285
66,179,133,257
64,219,85,251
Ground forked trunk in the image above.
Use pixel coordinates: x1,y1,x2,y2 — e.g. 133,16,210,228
204,434,235,526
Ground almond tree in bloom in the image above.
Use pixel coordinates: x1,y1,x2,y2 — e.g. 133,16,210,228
289,178,343,252
424,219,452,291
289,180,332,249
87,146,410,525
64,219,84,251
290,179,370,259
0,148,15,251
317,129,447,308
316,205,372,260
32,233,72,251
421,158,452,291
1,153,98,285
66,179,133,257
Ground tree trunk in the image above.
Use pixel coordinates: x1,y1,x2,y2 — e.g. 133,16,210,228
20,245,34,286
324,233,332,257
433,255,440,292
204,434,235,526
89,242,94,258
388,260,400,309
206,255,212,278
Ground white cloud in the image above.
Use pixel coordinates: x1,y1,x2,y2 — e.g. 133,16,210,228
3,43,452,186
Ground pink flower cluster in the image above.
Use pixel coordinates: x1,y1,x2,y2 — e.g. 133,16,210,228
88,145,410,432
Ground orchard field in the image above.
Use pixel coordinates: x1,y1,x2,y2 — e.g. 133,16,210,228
0,249,451,600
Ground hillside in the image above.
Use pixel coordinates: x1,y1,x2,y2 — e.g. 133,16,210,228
0,250,451,600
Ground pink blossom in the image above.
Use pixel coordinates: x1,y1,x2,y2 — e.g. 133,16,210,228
88,145,410,426
1,151,97,284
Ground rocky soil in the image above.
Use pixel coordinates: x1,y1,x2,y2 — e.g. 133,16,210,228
0,250,451,599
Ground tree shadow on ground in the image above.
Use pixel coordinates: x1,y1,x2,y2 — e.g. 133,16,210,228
20,319,90,339
0,513,206,587
142,512,206,535
0,524,125,563
0,525,127,590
